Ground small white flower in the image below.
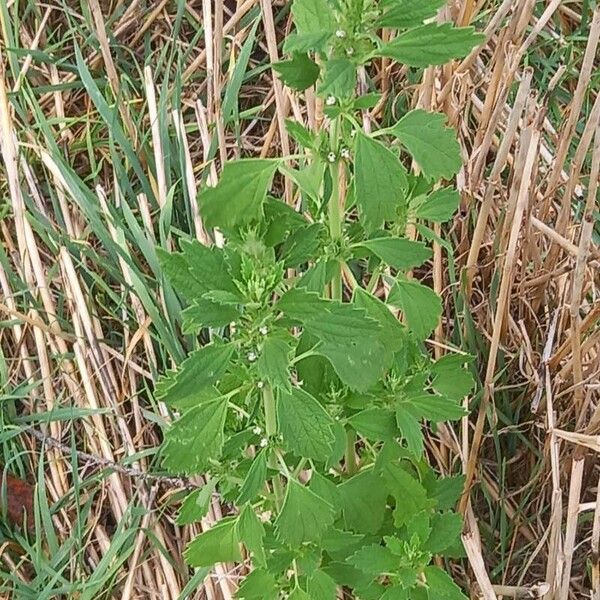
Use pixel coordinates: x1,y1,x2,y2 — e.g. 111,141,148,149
327,152,337,163
247,351,257,362
346,47,354,56
252,426,262,435
259,325,268,335
260,437,268,447
256,380,264,389
341,147,351,159
335,29,346,38
286,569,296,578
259,510,272,522
326,95,336,106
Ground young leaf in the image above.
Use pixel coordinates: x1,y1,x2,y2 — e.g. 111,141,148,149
236,449,268,504
338,469,387,534
359,237,432,270
181,298,240,332
354,131,408,231
377,0,446,28
348,544,398,576
236,569,278,599
177,479,217,525
394,405,424,456
307,569,338,600
184,517,242,567
413,187,460,223
274,54,320,91
237,504,267,566
424,512,463,554
274,479,335,547
199,159,279,230
424,566,468,600
318,58,357,98
405,394,467,422
388,279,442,340
388,110,462,181
376,23,484,68
257,337,293,393
278,388,335,461
162,398,228,475
155,344,234,407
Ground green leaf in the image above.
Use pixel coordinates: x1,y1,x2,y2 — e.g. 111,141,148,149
424,512,463,554
285,119,317,149
360,237,432,270
181,298,240,332
177,479,217,525
427,474,465,510
274,479,335,547
279,223,324,267
291,0,335,35
405,394,466,422
278,388,335,461
184,517,242,567
377,0,446,28
236,449,268,504
413,187,460,222
307,570,338,600
388,109,461,181
376,23,484,68
257,337,293,393
349,408,398,441
274,54,320,91
237,504,267,566
355,131,408,231
381,462,432,527
162,398,228,475
388,279,442,340
155,344,234,408
431,354,475,400
424,566,468,600
236,569,278,599
284,32,331,53
348,544,397,575
339,469,387,534
380,587,409,600
288,588,311,600
318,58,357,98
309,472,342,515
395,405,423,457
199,159,278,230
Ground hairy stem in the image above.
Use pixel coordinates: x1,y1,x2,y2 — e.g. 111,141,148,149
263,384,284,507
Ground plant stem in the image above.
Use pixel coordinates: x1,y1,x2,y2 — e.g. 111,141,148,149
263,384,284,508
345,427,358,476
328,119,343,301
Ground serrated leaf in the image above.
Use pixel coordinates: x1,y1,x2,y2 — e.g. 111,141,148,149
388,279,442,340
155,344,234,408
274,53,320,91
285,119,317,149
413,187,460,222
236,449,268,504
257,337,293,393
181,298,240,332
318,58,356,98
284,32,331,53
424,512,463,554
427,474,465,510
279,223,324,267
424,566,468,599
388,109,462,180
360,237,432,270
349,408,397,441
377,0,446,28
278,388,335,461
236,569,278,599
237,504,267,566
431,354,475,400
199,159,278,230
274,479,335,547
307,569,337,600
339,469,387,534
162,398,228,475
177,479,217,525
405,394,466,422
309,472,341,514
355,131,408,231
184,517,242,567
395,405,423,456
291,0,335,35
348,544,398,575
376,23,484,68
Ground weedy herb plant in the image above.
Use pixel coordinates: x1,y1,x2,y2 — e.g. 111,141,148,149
157,1,483,598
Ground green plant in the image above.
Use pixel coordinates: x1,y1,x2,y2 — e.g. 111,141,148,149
157,1,482,597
